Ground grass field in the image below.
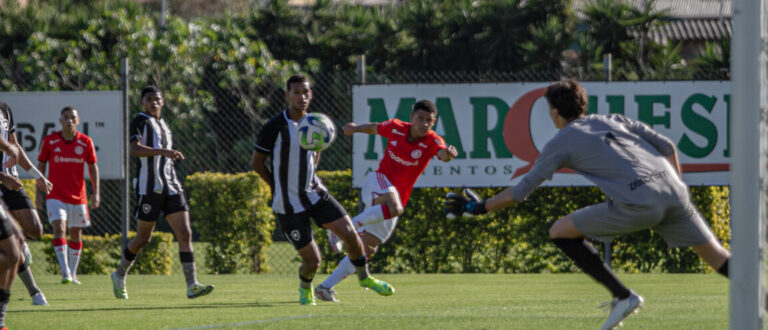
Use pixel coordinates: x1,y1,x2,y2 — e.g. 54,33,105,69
7,272,727,329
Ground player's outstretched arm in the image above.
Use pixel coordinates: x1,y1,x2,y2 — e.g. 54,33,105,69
443,187,518,218
9,133,52,193
342,122,379,136
88,163,101,209
437,145,458,162
130,140,184,160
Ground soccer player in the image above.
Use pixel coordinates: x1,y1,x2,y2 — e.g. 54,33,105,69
35,106,100,285
317,100,458,302
443,79,730,330
0,102,51,306
251,74,393,305
0,136,27,329
110,86,214,299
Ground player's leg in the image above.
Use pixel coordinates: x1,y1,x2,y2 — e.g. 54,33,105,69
111,218,155,299
8,205,47,305
166,208,213,299
0,205,23,327
296,240,322,305
318,231,383,302
66,203,89,285
47,199,71,282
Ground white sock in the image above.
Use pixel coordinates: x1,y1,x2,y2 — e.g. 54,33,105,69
320,256,356,289
351,205,387,227
53,239,70,277
67,246,82,279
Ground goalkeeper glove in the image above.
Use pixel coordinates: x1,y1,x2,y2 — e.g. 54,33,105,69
443,188,487,219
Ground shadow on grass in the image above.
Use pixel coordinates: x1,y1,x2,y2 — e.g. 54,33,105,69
12,300,299,313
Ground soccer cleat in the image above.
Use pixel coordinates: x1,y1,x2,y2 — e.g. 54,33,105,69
327,231,344,253
359,276,395,296
187,283,214,299
111,271,128,299
61,276,73,284
315,285,340,302
31,292,49,306
71,278,81,285
600,290,643,330
299,286,316,305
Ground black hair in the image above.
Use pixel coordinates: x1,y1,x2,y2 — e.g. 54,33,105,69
60,106,77,115
544,79,587,120
412,99,437,115
286,75,310,92
141,85,162,99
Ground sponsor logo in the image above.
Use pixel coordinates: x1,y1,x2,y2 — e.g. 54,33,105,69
391,129,405,136
54,155,84,163
74,146,84,155
290,230,301,242
387,149,419,166
142,204,151,214
411,149,422,159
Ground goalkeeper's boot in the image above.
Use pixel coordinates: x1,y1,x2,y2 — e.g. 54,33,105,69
600,290,643,330
187,283,215,299
299,286,316,305
359,276,394,296
327,231,344,253
111,271,128,299
315,285,340,302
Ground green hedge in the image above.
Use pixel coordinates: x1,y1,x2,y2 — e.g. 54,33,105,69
40,231,174,275
187,172,274,274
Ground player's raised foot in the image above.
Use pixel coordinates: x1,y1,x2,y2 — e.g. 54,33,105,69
600,290,643,330
187,283,214,299
299,286,316,305
315,285,339,302
111,271,128,299
31,292,48,306
327,231,344,253
359,276,394,296
61,276,72,284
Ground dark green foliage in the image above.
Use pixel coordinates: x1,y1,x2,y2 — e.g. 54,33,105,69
187,172,275,274
40,231,175,275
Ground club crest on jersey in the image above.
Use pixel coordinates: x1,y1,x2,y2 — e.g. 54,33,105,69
74,146,84,155
411,149,423,159
290,230,301,242
142,204,151,214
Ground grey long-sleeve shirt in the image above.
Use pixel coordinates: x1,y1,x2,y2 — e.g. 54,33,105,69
511,114,689,205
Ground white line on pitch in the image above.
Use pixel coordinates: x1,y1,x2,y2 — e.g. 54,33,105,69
169,314,317,329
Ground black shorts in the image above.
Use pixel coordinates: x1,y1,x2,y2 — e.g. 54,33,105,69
276,194,347,250
135,192,189,222
0,204,14,240
0,186,34,211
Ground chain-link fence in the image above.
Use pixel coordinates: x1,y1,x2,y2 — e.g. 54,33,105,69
2,65,730,274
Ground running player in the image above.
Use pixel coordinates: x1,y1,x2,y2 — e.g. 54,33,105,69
0,101,51,306
110,86,214,299
0,137,25,330
36,106,100,285
443,79,730,329
251,74,393,305
317,100,457,302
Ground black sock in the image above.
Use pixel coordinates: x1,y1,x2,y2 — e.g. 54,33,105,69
716,258,728,278
552,238,630,299
0,289,9,327
350,256,369,280
299,275,313,289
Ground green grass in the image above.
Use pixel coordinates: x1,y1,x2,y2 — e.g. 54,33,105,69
8,273,727,329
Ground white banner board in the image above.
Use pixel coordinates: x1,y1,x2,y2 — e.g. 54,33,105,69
352,81,730,188
0,91,123,179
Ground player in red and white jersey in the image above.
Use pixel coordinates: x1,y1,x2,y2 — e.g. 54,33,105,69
317,100,457,302
36,106,100,285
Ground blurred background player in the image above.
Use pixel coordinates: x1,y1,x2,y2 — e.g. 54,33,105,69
36,106,100,285
111,86,214,299
0,135,28,329
318,100,457,302
0,101,51,306
251,74,393,305
443,79,730,330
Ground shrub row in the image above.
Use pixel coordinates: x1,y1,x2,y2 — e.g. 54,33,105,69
187,171,729,274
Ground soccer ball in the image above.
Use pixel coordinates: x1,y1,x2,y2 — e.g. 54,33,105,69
296,112,336,151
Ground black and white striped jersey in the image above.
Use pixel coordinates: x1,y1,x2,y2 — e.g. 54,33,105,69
255,110,327,215
129,112,183,195
0,103,18,178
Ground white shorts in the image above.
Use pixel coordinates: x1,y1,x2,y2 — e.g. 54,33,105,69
46,199,91,228
358,171,399,242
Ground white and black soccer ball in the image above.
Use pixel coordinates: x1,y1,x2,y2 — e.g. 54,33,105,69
296,112,336,151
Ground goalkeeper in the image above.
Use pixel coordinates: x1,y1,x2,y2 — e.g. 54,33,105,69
444,79,730,330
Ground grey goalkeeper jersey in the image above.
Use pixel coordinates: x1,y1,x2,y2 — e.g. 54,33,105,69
512,114,689,205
